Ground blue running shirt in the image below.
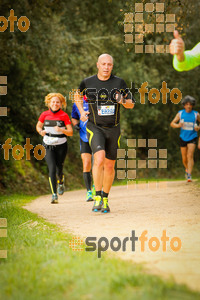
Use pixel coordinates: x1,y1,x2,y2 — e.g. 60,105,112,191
178,109,198,141
71,100,89,142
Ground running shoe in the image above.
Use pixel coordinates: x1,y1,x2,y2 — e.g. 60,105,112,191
86,190,93,202
57,183,64,195
92,184,96,199
101,197,110,213
57,176,64,195
51,193,58,204
92,195,103,212
187,174,192,182
185,169,188,179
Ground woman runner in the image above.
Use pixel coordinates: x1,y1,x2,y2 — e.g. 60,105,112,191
36,93,73,203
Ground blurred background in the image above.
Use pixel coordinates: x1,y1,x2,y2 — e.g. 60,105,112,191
0,0,200,195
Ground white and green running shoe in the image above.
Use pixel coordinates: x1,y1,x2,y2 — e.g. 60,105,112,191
57,176,65,195
101,197,110,213
187,174,192,182
92,195,103,212
92,184,96,199
51,193,58,204
86,190,93,202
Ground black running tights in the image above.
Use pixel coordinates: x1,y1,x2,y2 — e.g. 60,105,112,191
44,142,68,194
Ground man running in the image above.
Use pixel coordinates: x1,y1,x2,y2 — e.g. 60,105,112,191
75,53,134,213
170,95,200,182
169,30,200,149
71,95,95,201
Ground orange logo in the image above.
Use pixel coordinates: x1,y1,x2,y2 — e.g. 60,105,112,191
69,237,84,251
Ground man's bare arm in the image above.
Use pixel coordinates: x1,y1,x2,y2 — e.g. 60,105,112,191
74,90,89,121
170,113,182,128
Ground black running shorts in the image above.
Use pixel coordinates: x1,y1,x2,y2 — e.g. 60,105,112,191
86,121,121,160
179,137,198,147
80,139,92,154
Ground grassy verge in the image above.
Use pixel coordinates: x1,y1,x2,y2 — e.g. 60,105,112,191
113,177,188,186
194,177,200,187
0,195,200,300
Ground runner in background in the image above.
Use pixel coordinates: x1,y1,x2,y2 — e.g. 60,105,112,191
36,93,73,203
71,95,95,201
170,30,200,149
170,95,200,182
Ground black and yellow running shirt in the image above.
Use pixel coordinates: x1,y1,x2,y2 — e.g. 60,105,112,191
79,74,131,127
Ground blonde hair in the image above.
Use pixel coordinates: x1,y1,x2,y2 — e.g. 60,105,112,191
45,93,67,109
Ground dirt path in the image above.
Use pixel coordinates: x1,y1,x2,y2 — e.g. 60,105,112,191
24,181,200,292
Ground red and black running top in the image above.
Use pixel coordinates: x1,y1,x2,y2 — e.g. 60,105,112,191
38,109,71,145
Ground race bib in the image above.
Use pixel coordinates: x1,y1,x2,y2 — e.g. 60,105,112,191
98,105,115,116
43,135,59,145
182,122,194,131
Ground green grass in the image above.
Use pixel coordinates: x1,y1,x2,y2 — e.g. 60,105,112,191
0,195,200,300
194,178,200,187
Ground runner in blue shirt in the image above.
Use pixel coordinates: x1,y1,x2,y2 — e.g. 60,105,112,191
71,96,95,201
170,96,200,182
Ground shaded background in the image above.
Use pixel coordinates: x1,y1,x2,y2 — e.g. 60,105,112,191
0,0,200,195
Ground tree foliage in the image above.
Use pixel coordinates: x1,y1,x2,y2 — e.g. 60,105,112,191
0,0,199,193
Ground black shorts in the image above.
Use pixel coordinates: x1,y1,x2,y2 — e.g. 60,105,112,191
86,121,121,160
179,137,198,147
80,139,92,154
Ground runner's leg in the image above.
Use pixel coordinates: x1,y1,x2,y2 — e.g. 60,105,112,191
103,158,116,193
93,150,105,192
186,143,196,174
92,156,103,192
86,122,106,210
100,125,120,213
91,149,105,211
180,147,187,170
82,153,92,190
55,142,68,182
102,124,120,194
86,122,105,193
100,157,115,213
44,147,57,194
198,137,200,150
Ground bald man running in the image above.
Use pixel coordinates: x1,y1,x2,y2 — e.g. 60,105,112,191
75,54,134,213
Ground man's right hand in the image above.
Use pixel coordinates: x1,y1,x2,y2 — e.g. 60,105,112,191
169,30,185,62
80,111,89,122
178,122,184,128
